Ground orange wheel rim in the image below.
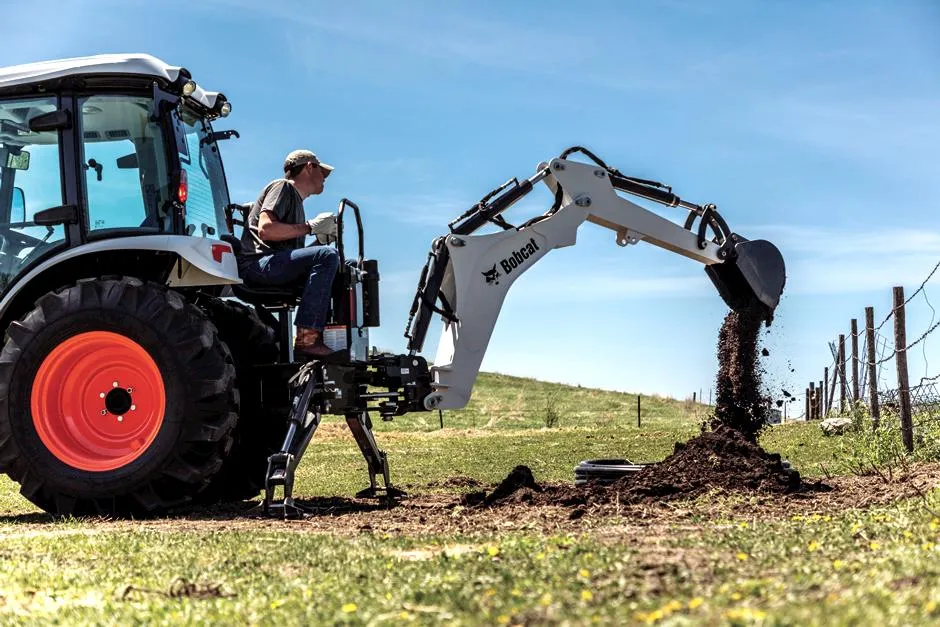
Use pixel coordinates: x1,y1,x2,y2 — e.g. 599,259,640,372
30,331,166,472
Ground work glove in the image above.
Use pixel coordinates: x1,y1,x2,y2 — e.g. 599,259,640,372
307,212,337,245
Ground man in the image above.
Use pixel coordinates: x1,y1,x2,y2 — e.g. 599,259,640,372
239,149,340,359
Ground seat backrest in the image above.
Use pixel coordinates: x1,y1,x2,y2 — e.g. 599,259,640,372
224,202,253,234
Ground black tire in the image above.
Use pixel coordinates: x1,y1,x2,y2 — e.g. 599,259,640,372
197,297,284,503
574,459,645,486
0,277,238,516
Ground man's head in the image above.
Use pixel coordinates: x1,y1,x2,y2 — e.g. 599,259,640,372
284,149,334,197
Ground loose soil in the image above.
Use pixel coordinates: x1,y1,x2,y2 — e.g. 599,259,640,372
4,465,938,538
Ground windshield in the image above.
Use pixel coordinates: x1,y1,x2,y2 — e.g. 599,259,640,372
0,96,67,291
174,107,230,238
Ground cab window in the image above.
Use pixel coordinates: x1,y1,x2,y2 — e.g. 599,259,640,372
79,95,172,234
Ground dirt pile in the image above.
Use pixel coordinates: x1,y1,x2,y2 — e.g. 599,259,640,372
612,426,801,499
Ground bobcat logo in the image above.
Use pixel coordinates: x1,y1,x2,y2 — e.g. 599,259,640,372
482,264,501,285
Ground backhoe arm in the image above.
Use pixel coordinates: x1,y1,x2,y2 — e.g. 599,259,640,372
405,150,785,411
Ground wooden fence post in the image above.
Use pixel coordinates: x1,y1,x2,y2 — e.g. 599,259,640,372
865,306,881,428
805,387,810,421
637,395,641,428
838,334,847,413
893,287,913,451
851,318,860,402
823,367,829,418
818,380,823,419
809,382,816,420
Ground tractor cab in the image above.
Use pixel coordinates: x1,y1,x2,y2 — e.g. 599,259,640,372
0,54,238,304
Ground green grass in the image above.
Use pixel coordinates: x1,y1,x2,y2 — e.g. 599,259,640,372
0,372,936,625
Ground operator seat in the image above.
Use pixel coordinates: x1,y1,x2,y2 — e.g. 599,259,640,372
222,202,302,361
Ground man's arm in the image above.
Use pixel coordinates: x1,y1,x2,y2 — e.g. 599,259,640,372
257,211,309,242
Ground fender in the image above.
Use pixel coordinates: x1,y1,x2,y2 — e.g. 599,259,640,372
0,235,241,321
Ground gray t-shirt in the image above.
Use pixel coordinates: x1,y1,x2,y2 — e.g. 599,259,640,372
240,179,305,258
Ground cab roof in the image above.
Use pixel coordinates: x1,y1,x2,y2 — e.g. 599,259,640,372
0,53,226,110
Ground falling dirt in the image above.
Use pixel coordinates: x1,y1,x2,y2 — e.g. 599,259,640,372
712,306,768,440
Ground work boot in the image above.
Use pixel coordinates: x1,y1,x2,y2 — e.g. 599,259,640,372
294,326,337,361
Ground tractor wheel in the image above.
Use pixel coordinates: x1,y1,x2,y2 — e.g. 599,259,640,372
0,277,238,516
197,297,284,503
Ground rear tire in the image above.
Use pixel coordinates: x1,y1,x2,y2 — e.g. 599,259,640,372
197,297,284,503
0,277,238,516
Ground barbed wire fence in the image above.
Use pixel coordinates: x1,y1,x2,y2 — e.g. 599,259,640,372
805,259,940,452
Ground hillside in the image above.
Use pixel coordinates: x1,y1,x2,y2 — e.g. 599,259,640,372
374,371,710,432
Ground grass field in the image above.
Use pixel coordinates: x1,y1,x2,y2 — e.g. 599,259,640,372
1,373,938,625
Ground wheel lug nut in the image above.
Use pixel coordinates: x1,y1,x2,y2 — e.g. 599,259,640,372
100,409,107,415
99,392,105,399
117,416,124,422
112,381,119,388
130,405,136,411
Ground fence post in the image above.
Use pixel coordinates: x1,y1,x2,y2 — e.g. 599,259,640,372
637,395,641,428
818,380,823,419
805,387,810,421
893,287,914,451
865,306,881,429
809,382,816,420
838,334,847,413
851,318,860,402
823,367,829,418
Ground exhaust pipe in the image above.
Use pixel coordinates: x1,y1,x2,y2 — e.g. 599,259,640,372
705,238,786,318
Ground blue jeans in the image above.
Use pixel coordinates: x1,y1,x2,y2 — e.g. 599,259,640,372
240,246,340,329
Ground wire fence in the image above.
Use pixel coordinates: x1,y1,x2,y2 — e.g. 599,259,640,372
805,256,940,452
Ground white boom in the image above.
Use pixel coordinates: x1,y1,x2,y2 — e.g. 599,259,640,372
423,157,727,410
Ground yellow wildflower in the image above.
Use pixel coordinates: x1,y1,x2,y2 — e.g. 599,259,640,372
731,592,742,601
497,615,510,625
738,521,749,529
689,597,704,610
581,590,594,602
511,588,522,597
925,600,937,614
807,540,821,552
539,593,552,607
579,568,590,578
923,542,936,551
736,552,749,561
341,603,357,613
833,559,844,570
487,545,500,557
869,541,881,551
931,518,940,531
535,552,546,560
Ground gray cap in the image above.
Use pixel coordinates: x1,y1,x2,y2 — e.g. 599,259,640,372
283,149,334,173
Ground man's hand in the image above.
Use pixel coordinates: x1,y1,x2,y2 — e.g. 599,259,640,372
307,212,338,245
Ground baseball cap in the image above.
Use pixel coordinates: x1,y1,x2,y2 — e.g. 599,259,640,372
283,149,334,174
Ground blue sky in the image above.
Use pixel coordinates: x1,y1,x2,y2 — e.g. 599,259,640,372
3,0,938,409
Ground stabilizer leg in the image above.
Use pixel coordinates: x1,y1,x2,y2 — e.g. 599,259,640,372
346,411,406,502
263,363,324,518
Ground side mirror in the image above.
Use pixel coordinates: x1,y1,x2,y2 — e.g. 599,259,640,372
0,147,30,170
12,187,25,222
28,110,72,132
